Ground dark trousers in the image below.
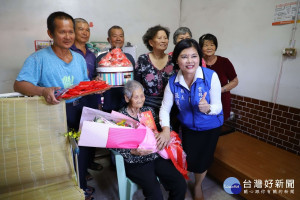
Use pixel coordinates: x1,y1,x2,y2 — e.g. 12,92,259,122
66,96,94,190
102,87,126,112
125,157,187,200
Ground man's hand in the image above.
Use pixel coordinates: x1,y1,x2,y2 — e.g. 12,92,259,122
198,92,210,113
94,75,102,81
14,81,61,105
42,87,61,105
155,126,171,151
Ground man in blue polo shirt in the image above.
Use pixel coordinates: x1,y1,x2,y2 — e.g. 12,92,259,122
14,11,93,199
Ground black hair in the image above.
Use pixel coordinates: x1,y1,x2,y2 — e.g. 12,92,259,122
199,33,218,50
172,38,202,70
142,25,170,51
107,25,124,37
47,11,74,34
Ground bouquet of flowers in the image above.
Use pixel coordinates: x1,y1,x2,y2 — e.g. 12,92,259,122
78,107,188,179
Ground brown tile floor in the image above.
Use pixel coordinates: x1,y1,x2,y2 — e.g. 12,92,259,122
85,149,245,200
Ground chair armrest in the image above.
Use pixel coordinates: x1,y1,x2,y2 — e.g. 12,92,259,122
0,92,25,98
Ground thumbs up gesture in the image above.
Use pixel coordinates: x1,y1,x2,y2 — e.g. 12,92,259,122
198,92,210,113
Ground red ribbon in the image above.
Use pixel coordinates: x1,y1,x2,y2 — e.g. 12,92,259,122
166,131,189,180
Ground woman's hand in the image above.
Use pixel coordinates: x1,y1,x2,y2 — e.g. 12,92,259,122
130,148,153,156
198,92,210,113
155,126,171,150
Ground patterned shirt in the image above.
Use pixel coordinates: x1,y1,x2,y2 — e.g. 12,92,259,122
134,53,175,97
112,106,159,164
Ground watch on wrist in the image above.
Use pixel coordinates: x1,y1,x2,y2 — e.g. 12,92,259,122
206,105,211,115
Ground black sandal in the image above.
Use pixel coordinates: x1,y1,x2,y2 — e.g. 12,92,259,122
84,193,94,200
84,187,95,200
85,186,95,195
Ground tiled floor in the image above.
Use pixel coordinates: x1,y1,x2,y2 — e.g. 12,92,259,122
86,149,245,200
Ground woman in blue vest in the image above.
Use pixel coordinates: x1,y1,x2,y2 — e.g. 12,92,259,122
159,39,223,200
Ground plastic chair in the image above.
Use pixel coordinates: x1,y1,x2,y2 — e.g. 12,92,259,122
111,150,139,200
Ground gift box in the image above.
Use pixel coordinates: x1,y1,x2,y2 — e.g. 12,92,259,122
96,48,133,86
96,66,133,86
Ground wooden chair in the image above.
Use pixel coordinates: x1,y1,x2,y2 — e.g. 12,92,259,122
0,95,84,200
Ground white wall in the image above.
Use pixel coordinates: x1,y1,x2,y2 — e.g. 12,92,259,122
181,0,300,108
0,0,180,93
1,0,299,109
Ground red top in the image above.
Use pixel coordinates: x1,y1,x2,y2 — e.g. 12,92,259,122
206,56,237,120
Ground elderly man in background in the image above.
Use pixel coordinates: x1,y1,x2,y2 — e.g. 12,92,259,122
14,12,94,200
96,25,135,113
71,17,104,185
71,18,96,80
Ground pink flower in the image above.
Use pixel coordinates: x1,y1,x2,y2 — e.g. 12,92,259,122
164,65,173,73
146,73,155,81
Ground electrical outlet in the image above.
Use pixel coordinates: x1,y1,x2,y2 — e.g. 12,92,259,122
282,48,297,56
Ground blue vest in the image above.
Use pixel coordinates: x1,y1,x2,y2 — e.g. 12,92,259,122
169,67,223,131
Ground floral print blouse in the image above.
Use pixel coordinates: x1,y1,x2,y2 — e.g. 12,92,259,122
134,53,175,97
112,106,159,164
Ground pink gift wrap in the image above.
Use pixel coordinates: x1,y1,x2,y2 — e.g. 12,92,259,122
78,107,146,148
106,126,146,148
138,125,169,159
78,121,147,148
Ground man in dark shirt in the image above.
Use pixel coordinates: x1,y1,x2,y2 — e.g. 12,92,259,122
96,26,135,112
71,18,103,194
71,18,96,80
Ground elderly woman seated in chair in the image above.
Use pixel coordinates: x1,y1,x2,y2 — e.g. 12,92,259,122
113,80,186,200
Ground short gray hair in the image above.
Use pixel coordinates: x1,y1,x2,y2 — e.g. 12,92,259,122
123,80,144,99
173,27,192,45
74,18,88,26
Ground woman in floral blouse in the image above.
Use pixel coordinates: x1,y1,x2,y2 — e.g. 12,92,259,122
134,25,175,112
113,80,186,200
135,25,177,151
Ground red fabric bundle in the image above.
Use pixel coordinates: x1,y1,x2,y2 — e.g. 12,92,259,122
58,80,111,100
165,131,188,179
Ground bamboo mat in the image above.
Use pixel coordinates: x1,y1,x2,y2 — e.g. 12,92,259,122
0,96,84,199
